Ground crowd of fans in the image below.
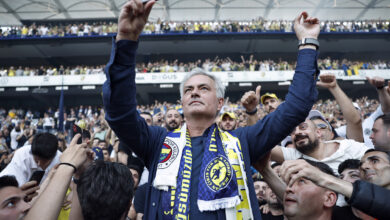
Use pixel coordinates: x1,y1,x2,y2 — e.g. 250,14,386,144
0,2,390,219
0,95,382,161
1,19,389,39
1,58,389,77
0,72,389,219
0,65,105,77
0,94,382,178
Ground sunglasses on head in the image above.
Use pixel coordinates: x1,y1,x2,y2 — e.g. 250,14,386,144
316,123,329,130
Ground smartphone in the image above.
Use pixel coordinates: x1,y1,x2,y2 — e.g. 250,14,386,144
72,124,83,144
29,171,45,185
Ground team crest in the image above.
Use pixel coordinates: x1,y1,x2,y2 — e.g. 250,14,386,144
158,139,179,169
204,156,233,192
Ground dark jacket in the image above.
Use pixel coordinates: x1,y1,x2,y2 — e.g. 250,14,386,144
348,180,390,220
103,38,319,219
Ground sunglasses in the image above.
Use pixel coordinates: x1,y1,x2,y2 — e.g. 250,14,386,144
316,123,329,130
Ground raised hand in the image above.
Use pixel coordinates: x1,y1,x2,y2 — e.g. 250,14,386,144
253,151,271,173
20,181,40,202
117,0,156,42
241,85,261,112
317,73,337,89
294,11,320,41
280,159,322,187
366,76,385,89
60,134,89,170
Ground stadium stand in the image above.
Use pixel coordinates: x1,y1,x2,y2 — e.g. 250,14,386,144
1,1,390,219
1,19,389,39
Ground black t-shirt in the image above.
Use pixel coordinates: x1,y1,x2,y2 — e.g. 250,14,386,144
261,212,284,220
332,206,360,220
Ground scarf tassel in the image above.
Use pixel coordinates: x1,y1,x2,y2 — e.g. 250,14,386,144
198,195,241,212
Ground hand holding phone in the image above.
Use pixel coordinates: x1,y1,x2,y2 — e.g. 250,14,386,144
72,124,83,144
22,174,43,202
29,170,45,184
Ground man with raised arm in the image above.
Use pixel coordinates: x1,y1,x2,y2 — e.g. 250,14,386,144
336,76,390,148
103,0,320,219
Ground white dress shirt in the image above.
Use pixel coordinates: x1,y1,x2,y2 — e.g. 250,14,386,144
0,145,61,185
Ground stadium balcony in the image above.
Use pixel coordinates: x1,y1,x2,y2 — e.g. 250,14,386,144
1,30,390,68
0,69,389,110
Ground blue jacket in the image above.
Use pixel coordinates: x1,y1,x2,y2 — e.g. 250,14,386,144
103,38,319,219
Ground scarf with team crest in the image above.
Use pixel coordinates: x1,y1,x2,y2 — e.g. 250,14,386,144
153,124,253,220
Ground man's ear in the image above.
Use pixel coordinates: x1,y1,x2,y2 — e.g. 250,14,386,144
323,190,337,208
217,98,224,111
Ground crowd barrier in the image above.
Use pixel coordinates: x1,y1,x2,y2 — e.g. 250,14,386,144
0,69,389,88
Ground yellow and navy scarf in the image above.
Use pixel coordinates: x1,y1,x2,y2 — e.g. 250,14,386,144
153,124,253,220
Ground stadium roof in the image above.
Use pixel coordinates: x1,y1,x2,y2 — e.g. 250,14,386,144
0,0,389,25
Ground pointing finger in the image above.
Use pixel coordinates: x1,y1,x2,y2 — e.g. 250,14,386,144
294,12,305,25
301,11,308,20
144,0,156,19
70,134,82,147
255,85,261,98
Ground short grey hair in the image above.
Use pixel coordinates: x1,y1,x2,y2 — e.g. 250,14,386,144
179,68,225,100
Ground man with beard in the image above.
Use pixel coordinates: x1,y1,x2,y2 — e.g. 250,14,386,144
103,1,320,218
261,93,280,114
253,178,267,206
164,109,182,131
219,112,237,131
271,116,369,174
307,110,338,141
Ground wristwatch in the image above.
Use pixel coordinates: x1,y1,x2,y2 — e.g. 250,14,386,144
298,38,320,49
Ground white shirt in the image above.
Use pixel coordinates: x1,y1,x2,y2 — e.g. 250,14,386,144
10,128,22,150
83,24,91,34
281,139,369,175
43,116,54,127
139,167,149,186
39,26,48,36
0,69,7,76
0,145,61,185
335,105,383,148
70,25,78,34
